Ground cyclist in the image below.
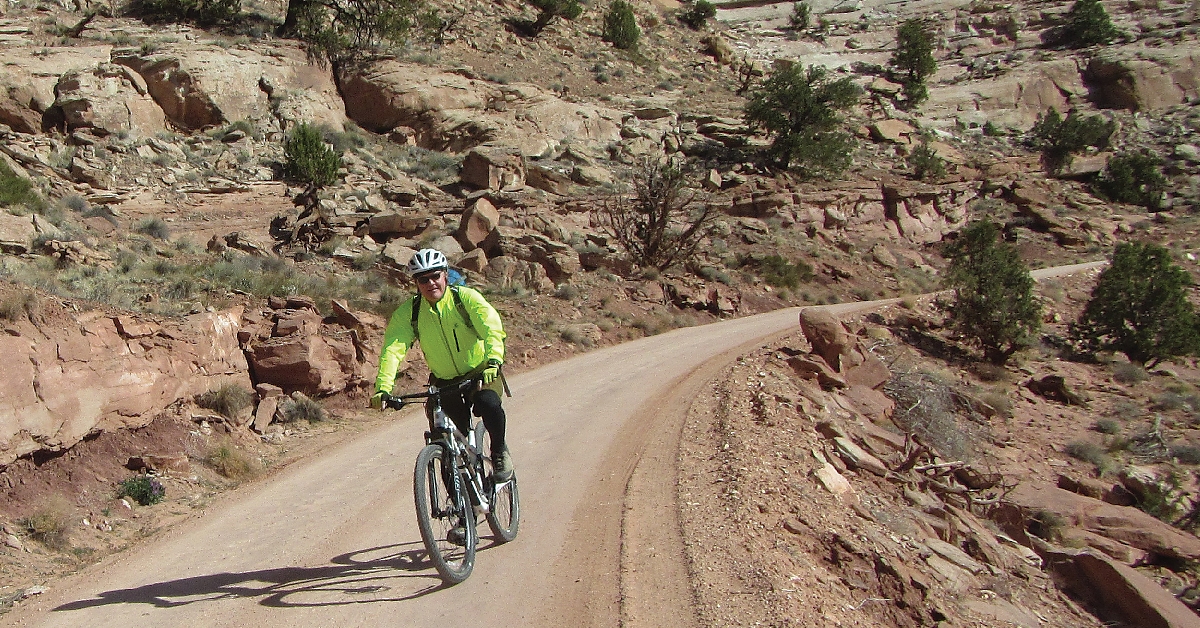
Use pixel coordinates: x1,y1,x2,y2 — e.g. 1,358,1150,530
370,248,513,481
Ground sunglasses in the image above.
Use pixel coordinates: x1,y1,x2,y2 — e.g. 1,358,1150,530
415,272,444,285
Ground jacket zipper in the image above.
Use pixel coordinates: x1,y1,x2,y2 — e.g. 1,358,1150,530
434,305,466,375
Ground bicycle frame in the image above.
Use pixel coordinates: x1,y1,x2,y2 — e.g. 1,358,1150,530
389,379,492,516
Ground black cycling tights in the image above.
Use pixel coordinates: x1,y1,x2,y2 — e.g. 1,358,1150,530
440,387,506,454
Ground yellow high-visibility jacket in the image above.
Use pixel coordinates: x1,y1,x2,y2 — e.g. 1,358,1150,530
375,286,505,394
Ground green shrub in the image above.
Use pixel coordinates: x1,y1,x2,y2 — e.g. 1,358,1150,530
1092,418,1121,435
890,19,937,108
0,159,44,211
603,0,640,50
1171,444,1200,465
1071,242,1200,367
1093,150,1166,211
743,63,860,176
746,254,813,289
788,1,810,31
553,283,580,300
117,475,166,506
908,138,946,181
284,122,342,187
0,292,38,321
528,0,583,36
1061,0,1120,47
321,122,369,153
1029,509,1065,541
1028,107,1115,174
943,221,1041,364
1111,361,1148,385
678,0,716,29
280,0,420,65
135,217,171,240
63,194,90,212
128,0,241,26
1065,440,1114,471
196,382,254,419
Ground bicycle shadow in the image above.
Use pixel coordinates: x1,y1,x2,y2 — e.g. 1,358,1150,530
53,542,456,612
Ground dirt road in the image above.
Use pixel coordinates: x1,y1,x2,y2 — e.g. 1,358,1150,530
5,260,1106,627
7,305,808,628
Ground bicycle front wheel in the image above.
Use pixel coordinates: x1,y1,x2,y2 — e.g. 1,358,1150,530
477,423,520,542
413,443,476,584
487,474,520,542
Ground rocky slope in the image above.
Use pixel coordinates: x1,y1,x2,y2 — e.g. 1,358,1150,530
1,0,1200,624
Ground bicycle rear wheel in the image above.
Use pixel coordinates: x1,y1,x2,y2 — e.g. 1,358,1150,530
477,424,520,542
413,443,476,583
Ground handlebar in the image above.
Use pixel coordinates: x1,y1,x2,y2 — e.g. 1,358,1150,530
382,376,481,410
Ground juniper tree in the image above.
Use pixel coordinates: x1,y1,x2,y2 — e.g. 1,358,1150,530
1072,242,1200,367
743,63,860,177
943,221,1041,365
1063,0,1120,47
1094,150,1166,211
528,0,583,36
278,0,422,65
1028,107,1116,174
603,0,639,50
890,19,937,108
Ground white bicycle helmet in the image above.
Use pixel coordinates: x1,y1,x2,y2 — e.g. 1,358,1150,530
406,248,448,276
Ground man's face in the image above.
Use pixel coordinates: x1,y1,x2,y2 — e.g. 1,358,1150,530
414,269,447,303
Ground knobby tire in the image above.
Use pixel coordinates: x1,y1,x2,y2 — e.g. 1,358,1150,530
413,443,476,584
476,423,521,542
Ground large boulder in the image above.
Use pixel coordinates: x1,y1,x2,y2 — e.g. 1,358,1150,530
799,308,854,371
248,334,357,396
460,148,525,191
456,197,501,250
112,43,346,133
482,226,580,282
1086,51,1200,112
995,484,1200,563
49,63,165,137
0,46,112,133
1041,547,1199,628
339,60,623,156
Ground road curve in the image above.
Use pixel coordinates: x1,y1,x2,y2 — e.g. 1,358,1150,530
8,305,809,628
6,260,1106,628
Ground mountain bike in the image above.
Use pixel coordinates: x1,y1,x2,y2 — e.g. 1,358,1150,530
386,377,520,584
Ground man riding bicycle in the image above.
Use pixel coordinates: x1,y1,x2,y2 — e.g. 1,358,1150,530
370,248,514,481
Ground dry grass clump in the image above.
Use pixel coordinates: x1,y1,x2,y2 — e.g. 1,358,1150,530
22,495,74,550
196,383,254,420
279,393,327,423
1064,440,1117,475
0,291,39,321
205,441,260,480
1111,361,1148,385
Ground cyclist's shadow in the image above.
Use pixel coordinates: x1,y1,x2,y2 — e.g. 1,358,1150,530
54,542,453,611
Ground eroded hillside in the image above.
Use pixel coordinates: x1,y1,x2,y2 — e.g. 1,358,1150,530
1,0,1200,625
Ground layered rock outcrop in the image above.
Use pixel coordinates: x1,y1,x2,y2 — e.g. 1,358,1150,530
0,304,247,467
